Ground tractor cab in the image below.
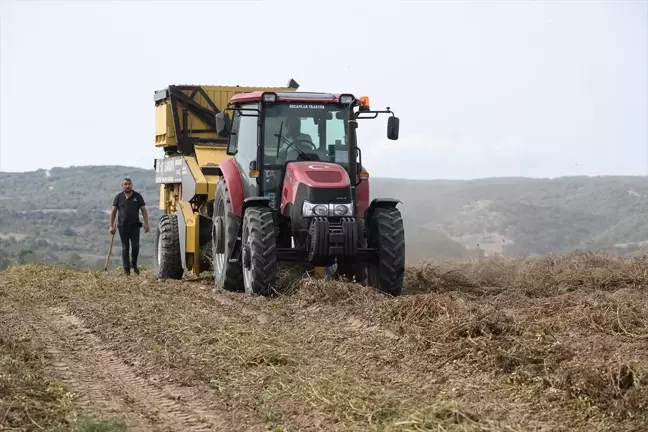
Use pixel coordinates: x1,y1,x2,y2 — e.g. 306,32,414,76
216,92,357,210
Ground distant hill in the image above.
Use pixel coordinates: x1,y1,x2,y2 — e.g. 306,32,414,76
2,166,648,270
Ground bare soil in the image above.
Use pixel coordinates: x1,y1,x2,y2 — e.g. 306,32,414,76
29,306,244,431
2,250,648,431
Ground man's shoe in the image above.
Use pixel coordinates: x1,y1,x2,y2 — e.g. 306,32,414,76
133,267,140,275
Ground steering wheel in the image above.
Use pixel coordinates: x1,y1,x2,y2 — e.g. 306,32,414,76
273,134,318,160
287,138,318,152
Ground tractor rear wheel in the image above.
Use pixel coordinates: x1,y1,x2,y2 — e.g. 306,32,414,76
241,206,278,296
153,214,183,280
212,177,244,292
367,207,405,296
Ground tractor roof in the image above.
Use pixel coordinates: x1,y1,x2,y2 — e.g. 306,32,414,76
230,91,344,104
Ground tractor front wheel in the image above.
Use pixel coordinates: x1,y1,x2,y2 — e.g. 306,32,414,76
241,207,278,296
212,177,244,292
367,207,405,296
153,214,183,280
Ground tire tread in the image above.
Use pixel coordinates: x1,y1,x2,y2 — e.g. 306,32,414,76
155,214,183,280
367,207,405,296
213,177,244,292
243,207,277,296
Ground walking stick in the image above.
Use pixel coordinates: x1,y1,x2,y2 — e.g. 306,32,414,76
104,229,115,271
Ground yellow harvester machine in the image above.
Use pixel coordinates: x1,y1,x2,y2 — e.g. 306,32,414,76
153,80,299,279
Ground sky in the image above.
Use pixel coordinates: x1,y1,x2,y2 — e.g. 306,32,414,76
0,0,646,180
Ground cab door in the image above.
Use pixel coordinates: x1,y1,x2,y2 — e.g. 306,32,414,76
228,103,260,200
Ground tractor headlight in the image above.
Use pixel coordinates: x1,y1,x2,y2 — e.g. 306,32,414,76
339,94,355,104
302,201,353,217
262,92,277,103
313,204,329,216
334,204,350,216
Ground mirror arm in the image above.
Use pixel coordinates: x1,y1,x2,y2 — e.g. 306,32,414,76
355,112,379,120
354,107,395,120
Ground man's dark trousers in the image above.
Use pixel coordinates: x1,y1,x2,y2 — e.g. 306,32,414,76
118,223,141,273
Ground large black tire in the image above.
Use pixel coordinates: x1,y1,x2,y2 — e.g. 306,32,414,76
212,177,244,292
241,207,278,296
153,214,184,280
366,207,405,296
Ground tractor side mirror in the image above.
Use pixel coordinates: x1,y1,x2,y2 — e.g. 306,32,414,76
387,116,400,140
215,112,231,137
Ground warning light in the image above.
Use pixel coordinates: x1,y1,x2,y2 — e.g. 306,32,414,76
359,96,370,111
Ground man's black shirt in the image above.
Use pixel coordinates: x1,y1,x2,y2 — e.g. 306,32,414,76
113,191,145,227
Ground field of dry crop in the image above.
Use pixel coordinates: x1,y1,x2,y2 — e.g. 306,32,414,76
2,250,648,431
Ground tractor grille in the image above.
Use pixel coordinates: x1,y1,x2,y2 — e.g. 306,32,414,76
328,220,343,235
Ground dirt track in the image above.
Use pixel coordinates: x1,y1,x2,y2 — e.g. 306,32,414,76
27,306,244,431
2,251,648,431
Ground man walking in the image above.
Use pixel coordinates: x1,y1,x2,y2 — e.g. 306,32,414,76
109,178,149,275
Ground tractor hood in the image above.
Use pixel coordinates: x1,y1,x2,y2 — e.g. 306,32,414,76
284,162,350,189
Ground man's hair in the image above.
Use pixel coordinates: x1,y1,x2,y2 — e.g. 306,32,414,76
286,117,300,129
122,177,132,184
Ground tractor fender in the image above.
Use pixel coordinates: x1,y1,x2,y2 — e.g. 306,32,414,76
218,159,245,217
364,198,402,222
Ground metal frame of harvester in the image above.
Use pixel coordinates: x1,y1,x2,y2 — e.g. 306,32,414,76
152,78,406,296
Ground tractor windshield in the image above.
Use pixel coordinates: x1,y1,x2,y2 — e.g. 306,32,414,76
260,102,351,210
262,102,350,169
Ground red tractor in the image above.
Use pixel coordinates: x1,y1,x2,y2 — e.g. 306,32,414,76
211,89,405,296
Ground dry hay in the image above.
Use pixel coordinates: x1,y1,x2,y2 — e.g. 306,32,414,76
1,249,648,431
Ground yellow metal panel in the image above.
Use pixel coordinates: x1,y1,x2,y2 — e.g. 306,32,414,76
155,104,175,146
155,83,297,149
183,156,208,196
199,85,297,115
160,183,181,215
204,176,220,199
158,184,165,210
178,201,197,254
192,213,201,275
193,146,229,199
178,200,201,274
194,145,230,167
